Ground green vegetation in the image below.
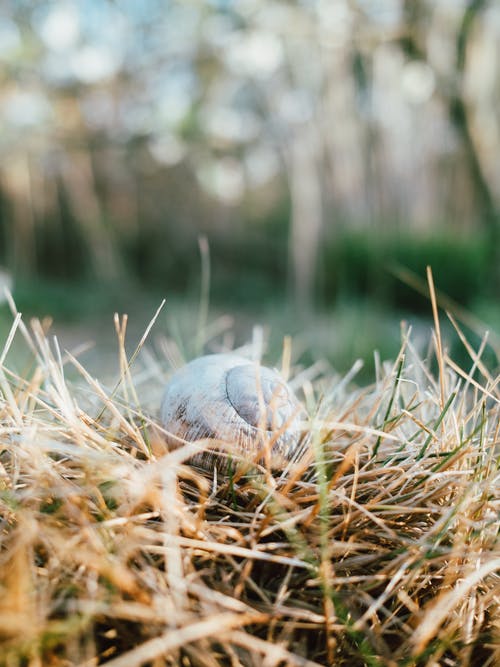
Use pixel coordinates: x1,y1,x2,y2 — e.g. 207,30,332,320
3,227,498,384
4,219,496,313
321,229,494,311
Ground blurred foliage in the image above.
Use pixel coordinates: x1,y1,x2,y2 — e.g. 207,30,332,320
321,229,493,310
11,277,134,322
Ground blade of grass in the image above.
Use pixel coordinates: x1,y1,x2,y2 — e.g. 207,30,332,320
417,391,456,459
374,354,405,456
427,266,447,411
195,235,210,357
95,299,165,422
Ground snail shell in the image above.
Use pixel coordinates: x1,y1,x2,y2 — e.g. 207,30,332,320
160,353,306,471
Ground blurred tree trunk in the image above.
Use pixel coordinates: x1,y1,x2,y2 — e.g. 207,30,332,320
286,124,323,312
2,156,36,277
450,0,500,256
62,149,123,281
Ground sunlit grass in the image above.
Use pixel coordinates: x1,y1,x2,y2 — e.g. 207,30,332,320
0,291,498,666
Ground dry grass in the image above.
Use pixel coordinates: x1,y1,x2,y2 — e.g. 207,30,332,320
0,294,499,667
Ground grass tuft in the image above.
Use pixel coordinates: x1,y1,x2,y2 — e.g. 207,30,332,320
0,301,498,666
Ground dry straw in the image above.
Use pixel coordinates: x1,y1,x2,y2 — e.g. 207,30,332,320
0,287,499,666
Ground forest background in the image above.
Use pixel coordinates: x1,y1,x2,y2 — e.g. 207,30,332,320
1,0,499,377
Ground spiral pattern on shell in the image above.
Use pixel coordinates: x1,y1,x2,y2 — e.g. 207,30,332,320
160,353,306,471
